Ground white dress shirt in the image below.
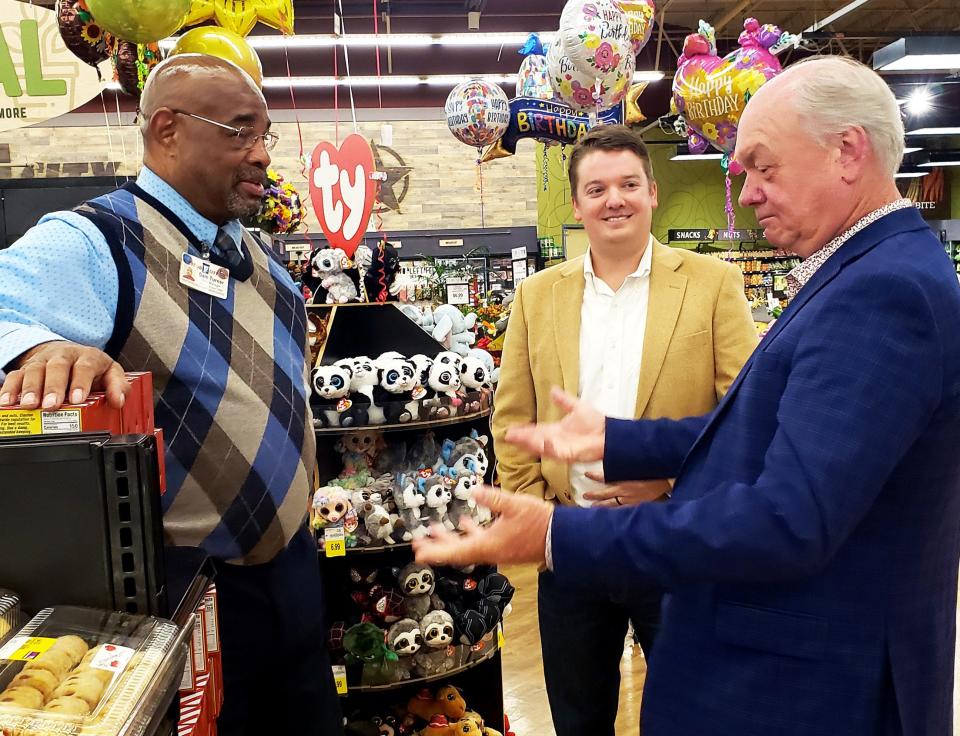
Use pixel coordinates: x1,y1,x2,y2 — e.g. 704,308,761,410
570,236,653,506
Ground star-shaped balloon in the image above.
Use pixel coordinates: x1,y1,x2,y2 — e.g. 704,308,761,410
625,83,649,124
182,0,294,37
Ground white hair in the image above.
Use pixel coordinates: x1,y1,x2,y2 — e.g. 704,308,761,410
777,56,904,176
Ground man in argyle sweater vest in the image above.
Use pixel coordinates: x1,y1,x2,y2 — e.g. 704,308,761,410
0,57,343,735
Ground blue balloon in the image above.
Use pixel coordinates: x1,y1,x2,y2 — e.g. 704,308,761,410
483,96,624,161
518,33,545,57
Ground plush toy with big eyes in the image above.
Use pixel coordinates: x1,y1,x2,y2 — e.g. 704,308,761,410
374,357,420,424
439,463,482,530
398,561,443,620
392,473,428,542
418,475,454,531
415,610,457,677
311,487,358,537
386,618,422,680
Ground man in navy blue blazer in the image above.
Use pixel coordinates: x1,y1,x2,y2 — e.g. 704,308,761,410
414,56,960,735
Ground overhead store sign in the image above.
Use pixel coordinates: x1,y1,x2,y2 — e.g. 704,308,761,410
0,0,106,134
668,229,764,242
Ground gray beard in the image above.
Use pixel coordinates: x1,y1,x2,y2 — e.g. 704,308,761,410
225,190,262,219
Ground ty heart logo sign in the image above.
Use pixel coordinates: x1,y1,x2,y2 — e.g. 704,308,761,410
310,134,377,258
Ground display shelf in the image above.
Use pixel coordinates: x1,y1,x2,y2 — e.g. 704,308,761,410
344,639,500,694
314,407,491,435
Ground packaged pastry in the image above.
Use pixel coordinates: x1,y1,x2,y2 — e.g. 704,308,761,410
0,606,190,736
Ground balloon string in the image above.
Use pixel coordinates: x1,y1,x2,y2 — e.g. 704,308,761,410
283,44,315,252
373,0,383,109
724,173,735,235
377,240,389,302
333,45,340,144
336,0,360,134
477,153,486,228
114,93,128,175
99,90,119,189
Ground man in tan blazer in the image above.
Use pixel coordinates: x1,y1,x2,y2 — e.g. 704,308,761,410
492,125,757,736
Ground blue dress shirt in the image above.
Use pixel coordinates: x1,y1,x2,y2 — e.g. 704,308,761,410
0,167,244,376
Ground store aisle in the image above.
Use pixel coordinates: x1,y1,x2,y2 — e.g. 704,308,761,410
500,565,646,735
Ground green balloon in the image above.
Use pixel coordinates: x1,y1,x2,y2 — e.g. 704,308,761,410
86,0,190,44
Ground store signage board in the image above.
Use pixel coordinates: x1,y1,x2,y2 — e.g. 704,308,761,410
511,246,527,260
284,242,311,253
668,229,763,242
439,238,464,247
512,259,528,286
0,0,108,134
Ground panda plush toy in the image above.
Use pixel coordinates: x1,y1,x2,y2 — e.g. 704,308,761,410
422,360,463,419
374,357,419,424
335,355,380,426
311,364,370,427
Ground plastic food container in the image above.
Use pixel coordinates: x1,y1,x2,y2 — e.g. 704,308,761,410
0,606,191,736
0,592,19,646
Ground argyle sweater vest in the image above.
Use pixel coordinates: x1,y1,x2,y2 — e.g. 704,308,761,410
74,182,315,565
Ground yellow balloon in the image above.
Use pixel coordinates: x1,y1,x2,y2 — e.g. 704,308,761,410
182,0,294,37
86,0,191,44
170,27,263,86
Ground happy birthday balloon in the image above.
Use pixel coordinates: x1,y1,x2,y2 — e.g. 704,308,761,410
619,0,656,55
482,96,624,162
558,0,633,80
516,35,553,100
445,81,511,149
547,36,634,113
671,17,786,156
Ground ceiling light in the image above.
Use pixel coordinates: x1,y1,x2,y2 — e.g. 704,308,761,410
895,171,929,178
905,88,932,116
903,147,922,154
918,160,960,167
159,32,556,51
873,36,960,72
670,153,724,161
907,127,960,136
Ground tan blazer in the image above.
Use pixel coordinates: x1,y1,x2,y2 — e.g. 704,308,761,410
492,240,759,504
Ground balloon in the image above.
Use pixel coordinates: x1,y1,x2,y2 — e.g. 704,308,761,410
619,0,656,55
110,39,161,98
169,26,263,86
86,0,190,44
516,35,553,100
56,0,110,66
671,18,785,156
181,0,295,37
309,134,376,258
547,37,635,113
482,97,624,162
557,0,633,79
444,81,511,149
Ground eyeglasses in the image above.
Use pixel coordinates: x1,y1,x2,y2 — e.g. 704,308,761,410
172,110,279,152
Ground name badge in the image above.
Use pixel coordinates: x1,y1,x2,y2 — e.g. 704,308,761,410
180,253,229,299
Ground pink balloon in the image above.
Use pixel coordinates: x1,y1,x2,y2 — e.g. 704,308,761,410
671,18,784,156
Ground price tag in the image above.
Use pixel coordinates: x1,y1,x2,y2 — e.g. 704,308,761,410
332,665,347,695
0,636,56,661
497,624,505,650
324,526,346,557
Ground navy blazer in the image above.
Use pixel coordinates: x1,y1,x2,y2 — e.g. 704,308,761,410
551,207,960,735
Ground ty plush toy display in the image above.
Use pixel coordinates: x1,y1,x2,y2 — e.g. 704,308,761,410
310,364,356,428
423,361,463,420
432,305,477,356
375,357,420,423
311,247,359,304
440,464,482,529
